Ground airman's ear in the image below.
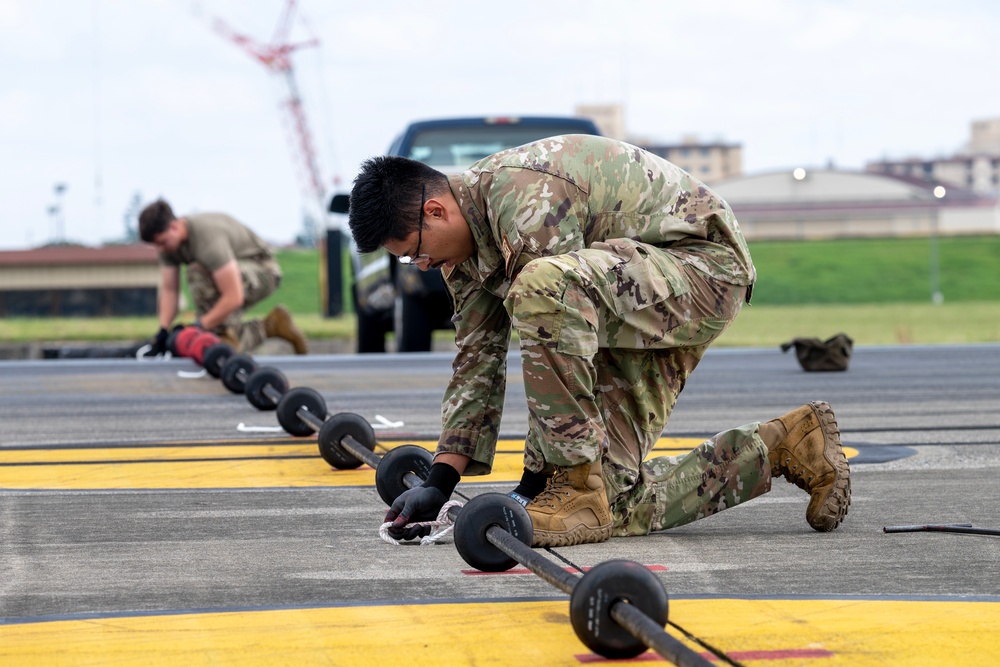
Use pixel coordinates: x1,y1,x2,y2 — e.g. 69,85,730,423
424,198,446,220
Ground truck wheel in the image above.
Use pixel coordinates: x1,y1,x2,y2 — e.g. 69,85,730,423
357,310,388,353
355,287,389,353
397,293,433,352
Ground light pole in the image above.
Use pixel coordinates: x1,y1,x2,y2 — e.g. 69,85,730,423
51,183,67,244
929,185,946,305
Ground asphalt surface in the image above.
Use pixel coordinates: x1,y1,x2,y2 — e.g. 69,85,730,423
1,343,999,665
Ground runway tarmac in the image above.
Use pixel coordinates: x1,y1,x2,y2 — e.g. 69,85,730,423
2,344,998,665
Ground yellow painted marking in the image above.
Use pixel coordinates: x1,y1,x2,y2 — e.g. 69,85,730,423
1,598,996,666
2,457,363,489
0,439,860,491
0,443,319,464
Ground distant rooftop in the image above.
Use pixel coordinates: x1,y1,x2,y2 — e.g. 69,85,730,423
0,244,158,267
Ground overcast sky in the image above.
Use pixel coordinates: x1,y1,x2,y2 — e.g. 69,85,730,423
2,0,998,250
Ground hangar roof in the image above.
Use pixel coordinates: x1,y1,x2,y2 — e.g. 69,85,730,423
712,168,963,205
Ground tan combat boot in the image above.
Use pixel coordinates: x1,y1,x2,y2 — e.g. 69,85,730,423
526,460,613,547
760,401,851,532
217,327,241,352
264,305,308,355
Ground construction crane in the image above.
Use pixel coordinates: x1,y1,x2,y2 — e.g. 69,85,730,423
212,1,345,316
212,0,326,220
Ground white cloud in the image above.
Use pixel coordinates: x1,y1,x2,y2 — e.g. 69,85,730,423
1,0,999,249
0,0,21,27
0,89,33,128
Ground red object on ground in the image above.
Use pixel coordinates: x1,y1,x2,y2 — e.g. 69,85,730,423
173,327,203,359
188,330,220,365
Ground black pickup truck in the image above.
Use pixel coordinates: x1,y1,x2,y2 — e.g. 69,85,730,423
330,116,602,353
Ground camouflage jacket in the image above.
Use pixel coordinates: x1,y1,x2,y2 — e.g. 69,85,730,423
439,134,755,474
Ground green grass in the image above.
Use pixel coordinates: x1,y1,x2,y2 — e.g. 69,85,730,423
748,236,1000,303
717,302,1000,346
175,248,330,317
247,248,324,316
0,313,358,343
2,236,999,346
3,302,997,347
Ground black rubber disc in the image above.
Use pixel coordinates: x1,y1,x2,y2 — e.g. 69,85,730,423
374,445,433,506
569,560,669,659
317,412,377,470
165,327,185,356
202,343,234,378
276,387,328,437
244,366,288,411
454,492,533,573
220,354,257,394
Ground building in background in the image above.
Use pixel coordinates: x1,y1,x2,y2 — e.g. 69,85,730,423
866,117,1000,195
574,103,626,140
575,103,743,182
713,168,999,241
0,245,159,317
568,103,1000,240
640,135,743,183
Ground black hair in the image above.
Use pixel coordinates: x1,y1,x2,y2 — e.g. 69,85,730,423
347,155,449,253
138,199,177,243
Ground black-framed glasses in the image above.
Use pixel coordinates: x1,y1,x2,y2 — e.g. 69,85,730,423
398,185,430,265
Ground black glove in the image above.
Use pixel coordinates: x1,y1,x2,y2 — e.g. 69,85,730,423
384,462,460,540
143,327,169,357
385,486,448,540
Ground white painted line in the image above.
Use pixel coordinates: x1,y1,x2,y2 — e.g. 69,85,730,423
372,414,405,429
237,423,284,433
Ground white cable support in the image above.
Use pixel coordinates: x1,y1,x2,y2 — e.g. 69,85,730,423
378,500,465,546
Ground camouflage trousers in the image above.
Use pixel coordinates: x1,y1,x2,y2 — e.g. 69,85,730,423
505,238,769,536
187,257,281,351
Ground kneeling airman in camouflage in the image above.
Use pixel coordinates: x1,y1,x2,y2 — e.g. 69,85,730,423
347,135,850,546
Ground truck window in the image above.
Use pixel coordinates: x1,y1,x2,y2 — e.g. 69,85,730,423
406,125,592,168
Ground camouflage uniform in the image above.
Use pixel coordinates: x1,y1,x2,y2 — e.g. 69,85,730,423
437,135,770,536
161,213,282,351
187,258,281,351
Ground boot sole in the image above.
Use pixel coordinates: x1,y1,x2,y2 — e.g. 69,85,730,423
266,307,309,354
532,523,613,547
807,401,852,532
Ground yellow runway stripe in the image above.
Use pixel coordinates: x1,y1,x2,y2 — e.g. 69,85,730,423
0,438,699,465
0,439,860,491
0,442,321,464
0,438,697,490
2,458,364,489
1,598,996,666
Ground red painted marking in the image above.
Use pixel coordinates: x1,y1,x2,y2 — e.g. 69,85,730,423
462,564,668,576
575,652,663,663
575,648,833,663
